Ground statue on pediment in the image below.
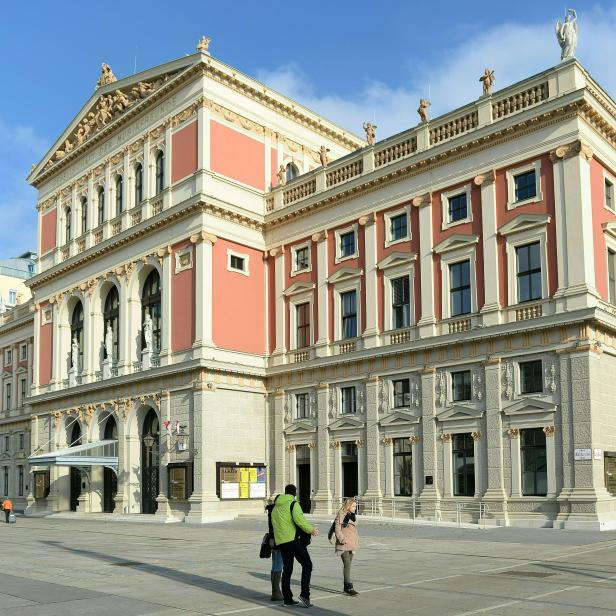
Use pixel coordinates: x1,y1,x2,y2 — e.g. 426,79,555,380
479,68,495,96
95,95,114,129
196,36,211,53
276,165,286,186
131,81,155,100
319,145,330,167
363,122,377,146
556,8,578,60
418,98,431,123
111,90,132,114
96,63,117,88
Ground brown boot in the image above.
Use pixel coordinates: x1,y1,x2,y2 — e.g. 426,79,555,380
271,571,283,601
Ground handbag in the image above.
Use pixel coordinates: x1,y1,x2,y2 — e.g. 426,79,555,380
260,532,272,559
290,501,311,546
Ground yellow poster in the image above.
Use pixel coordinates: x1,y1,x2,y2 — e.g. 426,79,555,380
240,468,250,483
249,468,258,483
239,482,249,499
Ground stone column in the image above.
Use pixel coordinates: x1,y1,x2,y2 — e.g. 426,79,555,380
544,425,557,499
270,390,286,496
419,368,440,501
308,442,317,501
472,431,483,498
32,308,40,394
508,429,522,497
363,376,382,501
191,232,217,357
356,439,365,496
271,247,286,357
155,391,173,520
475,171,500,324
102,163,112,240
441,434,453,497
383,437,394,498
196,101,211,194
113,403,130,514
361,214,379,348
82,292,93,383
287,444,297,486
159,248,172,365
312,384,331,513
410,435,421,497
163,123,172,209
413,194,436,337
312,231,329,357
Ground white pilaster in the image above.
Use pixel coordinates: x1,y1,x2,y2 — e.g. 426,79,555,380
356,439,365,496
473,432,483,498
414,194,436,337
509,430,522,498
271,247,286,356
361,214,378,347
333,441,342,499
544,426,557,499
384,438,394,498
163,123,172,209
442,435,453,498
288,445,297,485
192,232,216,356
160,249,172,364
312,231,329,356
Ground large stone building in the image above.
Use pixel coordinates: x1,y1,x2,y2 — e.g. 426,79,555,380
15,40,616,529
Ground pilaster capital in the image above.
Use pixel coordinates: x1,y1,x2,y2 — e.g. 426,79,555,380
269,246,284,257
440,433,452,443
311,230,328,243
473,170,496,186
285,443,296,452
412,192,432,208
506,428,519,439
358,212,376,226
307,442,317,450
382,437,393,446
471,431,482,441
409,435,421,445
355,439,364,448
190,231,217,245
330,440,342,449
543,425,555,438
550,139,593,163
482,356,501,367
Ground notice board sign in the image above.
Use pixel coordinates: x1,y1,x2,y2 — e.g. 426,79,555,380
217,462,266,500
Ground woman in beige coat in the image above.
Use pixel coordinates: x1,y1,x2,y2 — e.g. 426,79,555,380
334,498,359,595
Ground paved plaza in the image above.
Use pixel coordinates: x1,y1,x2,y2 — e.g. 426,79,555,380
1,517,616,615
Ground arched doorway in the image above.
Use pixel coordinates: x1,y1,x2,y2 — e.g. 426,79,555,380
141,408,160,514
141,270,161,354
103,416,118,513
69,423,82,512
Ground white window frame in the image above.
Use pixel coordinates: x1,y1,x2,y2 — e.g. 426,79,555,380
288,290,314,350
174,246,194,274
440,246,477,320
340,384,358,415
19,377,26,407
19,344,27,361
505,227,548,306
4,349,12,366
506,160,543,210
603,170,616,213
606,233,616,304
42,306,53,325
290,241,312,276
7,290,17,306
294,391,311,420
449,368,473,403
335,224,359,263
5,382,11,409
390,375,412,410
441,184,473,230
384,205,411,247
334,280,362,341
516,356,545,396
383,264,414,331
227,249,250,276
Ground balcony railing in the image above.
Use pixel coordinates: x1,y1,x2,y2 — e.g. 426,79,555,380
515,303,543,321
448,317,472,334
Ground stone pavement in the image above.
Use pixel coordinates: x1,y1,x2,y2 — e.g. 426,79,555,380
2,516,616,615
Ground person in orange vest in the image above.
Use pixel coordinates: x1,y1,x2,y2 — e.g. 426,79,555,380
2,497,13,523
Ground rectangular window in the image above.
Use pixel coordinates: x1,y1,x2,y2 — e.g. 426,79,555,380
608,248,616,305
341,386,356,414
450,260,471,317
516,242,542,303
294,246,310,272
5,350,12,366
18,433,24,450
452,433,475,497
451,370,471,402
18,466,24,497
448,193,468,222
514,170,537,202
296,302,311,349
8,290,17,305
19,379,26,406
339,231,356,258
390,213,408,241
391,276,410,329
606,178,614,211
4,435,8,452
5,383,11,410
393,438,413,496
296,393,309,419
20,345,27,361
229,254,245,272
520,360,543,394
392,379,410,408
521,428,547,496
341,290,357,339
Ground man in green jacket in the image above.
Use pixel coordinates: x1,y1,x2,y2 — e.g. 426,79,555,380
271,484,319,608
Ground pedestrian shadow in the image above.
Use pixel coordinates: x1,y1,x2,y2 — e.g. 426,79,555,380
39,540,346,614
248,571,343,595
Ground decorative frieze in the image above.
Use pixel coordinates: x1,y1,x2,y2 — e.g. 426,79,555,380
472,369,484,401
544,360,558,394
501,361,514,400
435,370,447,407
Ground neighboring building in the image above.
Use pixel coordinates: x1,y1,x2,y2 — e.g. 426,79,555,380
21,42,616,529
0,252,36,312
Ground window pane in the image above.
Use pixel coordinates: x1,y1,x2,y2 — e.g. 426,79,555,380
340,231,356,257
520,360,543,394
341,291,357,339
449,193,468,222
392,379,410,407
450,261,471,316
452,371,471,402
390,214,408,240
514,170,537,201
341,387,356,413
392,276,410,329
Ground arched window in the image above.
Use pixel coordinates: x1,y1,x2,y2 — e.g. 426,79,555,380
81,198,88,236
155,151,164,195
65,207,72,242
115,176,123,216
141,270,161,353
135,164,143,204
70,302,84,372
104,415,117,440
103,286,120,362
286,162,299,182
70,422,81,447
97,187,105,226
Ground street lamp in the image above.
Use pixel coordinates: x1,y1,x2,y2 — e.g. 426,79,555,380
143,434,155,448
176,431,188,452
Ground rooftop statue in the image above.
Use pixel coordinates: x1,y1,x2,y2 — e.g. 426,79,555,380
276,165,286,186
556,8,578,61
479,68,495,97
96,63,117,88
319,145,330,167
418,98,431,123
363,122,377,146
196,36,212,53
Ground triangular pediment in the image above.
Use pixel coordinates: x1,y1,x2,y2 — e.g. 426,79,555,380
284,281,316,296
329,416,365,430
503,397,556,415
433,234,479,255
380,410,421,426
29,54,200,183
377,252,417,270
284,421,316,435
0,452,10,460
603,221,616,240
327,267,363,284
437,405,484,421
16,366,27,375
499,214,551,236
2,371,11,379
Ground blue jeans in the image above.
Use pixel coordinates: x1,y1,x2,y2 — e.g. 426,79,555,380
271,549,283,573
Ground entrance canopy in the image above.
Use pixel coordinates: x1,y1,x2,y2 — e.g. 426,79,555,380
28,440,118,471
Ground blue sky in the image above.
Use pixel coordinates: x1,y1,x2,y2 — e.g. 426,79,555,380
1,1,615,259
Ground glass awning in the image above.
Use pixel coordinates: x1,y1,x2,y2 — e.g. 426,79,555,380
28,440,118,470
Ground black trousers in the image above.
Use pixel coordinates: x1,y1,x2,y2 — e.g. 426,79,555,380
4,509,10,523
279,538,313,602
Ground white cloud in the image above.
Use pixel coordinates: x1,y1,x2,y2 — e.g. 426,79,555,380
257,6,616,139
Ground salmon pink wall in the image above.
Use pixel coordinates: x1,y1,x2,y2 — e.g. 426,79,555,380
171,241,195,352
210,121,265,191
213,239,265,354
375,202,420,330
41,208,57,254
590,158,616,300
171,121,198,184
39,305,53,385
495,154,557,306
267,255,276,354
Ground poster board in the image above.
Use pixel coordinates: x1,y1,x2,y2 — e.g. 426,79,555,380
217,462,266,500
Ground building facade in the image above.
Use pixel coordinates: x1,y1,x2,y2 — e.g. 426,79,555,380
0,252,36,313
19,43,616,529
